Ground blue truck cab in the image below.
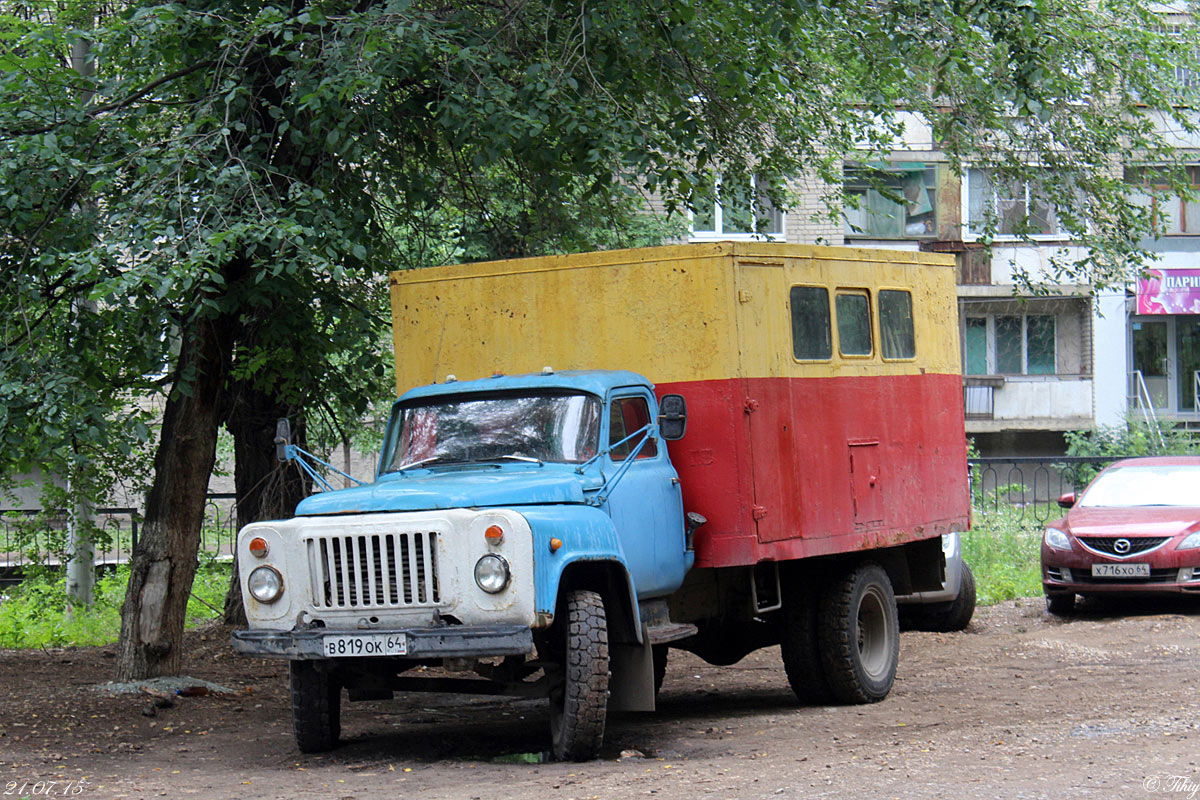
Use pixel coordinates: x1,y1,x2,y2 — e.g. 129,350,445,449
232,369,695,759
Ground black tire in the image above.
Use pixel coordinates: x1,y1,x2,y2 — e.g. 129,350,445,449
780,577,835,704
924,563,977,633
289,660,341,753
817,563,899,704
550,590,610,761
652,644,668,696
1045,591,1076,616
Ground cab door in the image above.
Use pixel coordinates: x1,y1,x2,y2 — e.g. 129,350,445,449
603,388,688,598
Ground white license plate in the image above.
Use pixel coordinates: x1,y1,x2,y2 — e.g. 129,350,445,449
1091,563,1150,578
323,633,408,658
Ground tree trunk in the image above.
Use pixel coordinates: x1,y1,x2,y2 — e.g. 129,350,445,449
115,316,232,680
222,382,310,626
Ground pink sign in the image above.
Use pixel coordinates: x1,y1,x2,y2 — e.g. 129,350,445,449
1137,268,1200,315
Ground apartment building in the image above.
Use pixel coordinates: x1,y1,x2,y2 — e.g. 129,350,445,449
681,112,1200,457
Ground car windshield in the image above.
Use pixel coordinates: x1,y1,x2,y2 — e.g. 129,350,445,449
1077,464,1200,508
383,391,602,471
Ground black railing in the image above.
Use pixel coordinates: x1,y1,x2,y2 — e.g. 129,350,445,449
0,493,238,573
0,459,1132,571
970,456,1116,524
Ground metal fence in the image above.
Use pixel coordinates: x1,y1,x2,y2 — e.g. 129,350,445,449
970,456,1116,524
0,492,239,573
0,459,1133,571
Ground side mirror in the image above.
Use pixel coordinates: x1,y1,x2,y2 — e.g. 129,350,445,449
1057,492,1076,509
658,394,688,441
275,418,293,463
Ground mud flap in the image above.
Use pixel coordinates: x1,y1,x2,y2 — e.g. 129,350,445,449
608,634,655,712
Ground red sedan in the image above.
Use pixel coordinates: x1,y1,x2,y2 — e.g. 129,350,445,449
1042,456,1200,615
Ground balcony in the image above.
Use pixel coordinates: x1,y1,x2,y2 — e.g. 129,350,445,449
963,375,1094,432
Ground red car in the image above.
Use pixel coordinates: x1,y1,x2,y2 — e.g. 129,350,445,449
1042,456,1200,615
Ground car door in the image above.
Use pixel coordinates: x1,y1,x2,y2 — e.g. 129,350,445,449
603,388,688,598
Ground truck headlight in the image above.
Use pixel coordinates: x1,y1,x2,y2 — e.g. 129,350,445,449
247,566,284,603
474,554,511,593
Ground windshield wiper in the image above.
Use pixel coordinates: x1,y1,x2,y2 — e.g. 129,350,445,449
494,453,543,465
396,455,468,472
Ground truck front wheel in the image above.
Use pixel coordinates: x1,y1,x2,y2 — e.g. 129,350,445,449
652,644,668,696
817,563,899,704
549,589,610,761
289,660,341,753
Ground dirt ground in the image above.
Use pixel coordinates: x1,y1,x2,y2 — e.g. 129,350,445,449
2,596,1200,800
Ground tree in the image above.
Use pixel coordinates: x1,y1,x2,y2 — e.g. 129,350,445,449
1,0,1198,678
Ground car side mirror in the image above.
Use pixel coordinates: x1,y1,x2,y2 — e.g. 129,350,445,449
1057,492,1076,509
275,418,293,463
658,394,687,441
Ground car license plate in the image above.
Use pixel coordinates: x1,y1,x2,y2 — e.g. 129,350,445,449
1091,563,1150,578
323,633,407,658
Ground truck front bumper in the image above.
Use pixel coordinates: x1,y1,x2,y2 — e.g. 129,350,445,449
231,625,533,660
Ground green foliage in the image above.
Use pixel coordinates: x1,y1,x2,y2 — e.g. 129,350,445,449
1064,418,1200,484
964,507,1045,605
3,0,1197,489
0,563,229,649
3,1,1199,654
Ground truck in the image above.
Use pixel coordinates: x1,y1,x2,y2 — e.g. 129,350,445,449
231,242,971,760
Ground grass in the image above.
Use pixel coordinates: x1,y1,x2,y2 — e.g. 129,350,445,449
0,561,230,649
0,500,1047,648
963,505,1046,606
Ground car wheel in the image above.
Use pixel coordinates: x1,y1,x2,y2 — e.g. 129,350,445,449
817,563,899,704
549,589,609,761
924,563,977,632
1045,591,1076,616
289,660,341,753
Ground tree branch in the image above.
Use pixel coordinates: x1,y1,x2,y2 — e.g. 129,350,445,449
5,60,218,137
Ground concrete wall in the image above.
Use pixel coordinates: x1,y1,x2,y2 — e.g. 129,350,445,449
992,377,1094,424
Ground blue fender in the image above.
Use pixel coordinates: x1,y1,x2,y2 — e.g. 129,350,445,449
514,505,644,644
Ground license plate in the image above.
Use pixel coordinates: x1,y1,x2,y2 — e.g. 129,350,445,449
323,633,407,658
1091,563,1150,578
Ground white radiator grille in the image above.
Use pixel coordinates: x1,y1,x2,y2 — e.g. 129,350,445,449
306,531,439,609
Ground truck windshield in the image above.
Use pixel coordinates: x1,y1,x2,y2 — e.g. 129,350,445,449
383,391,602,471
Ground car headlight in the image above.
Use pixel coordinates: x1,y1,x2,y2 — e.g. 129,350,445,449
1178,532,1200,551
474,554,511,593
1044,528,1071,551
247,566,284,603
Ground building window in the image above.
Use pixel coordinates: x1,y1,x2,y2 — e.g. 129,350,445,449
879,289,916,359
843,165,937,239
836,291,873,357
691,174,784,239
1127,166,1200,235
966,168,1061,236
790,285,832,360
965,315,1056,375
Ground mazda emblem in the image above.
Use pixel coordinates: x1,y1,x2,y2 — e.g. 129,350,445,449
1114,538,1132,555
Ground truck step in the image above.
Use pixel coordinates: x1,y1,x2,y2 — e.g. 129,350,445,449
646,623,698,645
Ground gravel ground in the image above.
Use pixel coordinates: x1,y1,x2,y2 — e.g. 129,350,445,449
2,595,1199,800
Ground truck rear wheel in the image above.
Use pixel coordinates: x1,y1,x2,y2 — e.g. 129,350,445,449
780,579,834,704
289,660,341,753
550,589,610,761
817,563,899,704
